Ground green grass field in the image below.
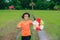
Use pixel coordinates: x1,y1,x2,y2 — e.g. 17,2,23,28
0,10,60,40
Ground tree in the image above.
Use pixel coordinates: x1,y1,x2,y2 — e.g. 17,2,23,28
0,0,5,9
0,0,60,10
15,0,23,10
36,0,48,10
54,5,60,10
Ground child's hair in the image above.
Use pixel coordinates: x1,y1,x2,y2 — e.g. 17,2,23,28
22,12,30,19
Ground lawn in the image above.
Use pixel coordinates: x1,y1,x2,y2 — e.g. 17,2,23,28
0,10,60,40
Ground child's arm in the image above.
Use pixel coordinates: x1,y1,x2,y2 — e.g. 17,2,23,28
17,22,22,29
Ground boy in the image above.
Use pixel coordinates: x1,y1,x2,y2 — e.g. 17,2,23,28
17,12,44,40
17,13,33,40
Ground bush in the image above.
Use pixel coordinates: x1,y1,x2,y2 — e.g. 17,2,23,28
15,6,23,10
54,5,60,10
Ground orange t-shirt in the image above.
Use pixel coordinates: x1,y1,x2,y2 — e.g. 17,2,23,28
17,20,32,36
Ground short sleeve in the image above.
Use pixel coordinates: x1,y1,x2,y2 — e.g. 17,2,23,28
17,21,22,28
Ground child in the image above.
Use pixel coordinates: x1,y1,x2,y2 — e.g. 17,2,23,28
17,12,44,40
17,13,33,40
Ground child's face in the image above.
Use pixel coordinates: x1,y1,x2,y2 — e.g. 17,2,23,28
24,14,29,20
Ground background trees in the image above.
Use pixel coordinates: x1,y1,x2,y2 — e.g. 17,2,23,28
0,0,60,10
0,0,5,9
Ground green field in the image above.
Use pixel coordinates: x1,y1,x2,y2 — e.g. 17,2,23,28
0,10,60,40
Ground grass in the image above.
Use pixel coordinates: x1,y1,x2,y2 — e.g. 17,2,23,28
0,10,60,40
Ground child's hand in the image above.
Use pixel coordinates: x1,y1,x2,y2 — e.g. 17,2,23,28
32,20,39,30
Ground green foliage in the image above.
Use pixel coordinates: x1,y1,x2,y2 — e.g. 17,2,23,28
15,0,23,10
54,5,60,10
15,6,23,10
0,0,60,10
36,0,48,10
0,0,5,9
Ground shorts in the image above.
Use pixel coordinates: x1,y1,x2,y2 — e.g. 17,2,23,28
21,36,31,40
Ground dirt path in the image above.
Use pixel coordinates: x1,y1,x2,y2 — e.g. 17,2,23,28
38,30,49,40
0,19,19,40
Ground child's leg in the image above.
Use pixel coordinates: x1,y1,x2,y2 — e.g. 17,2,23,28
22,36,27,40
22,36,31,40
27,36,31,40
